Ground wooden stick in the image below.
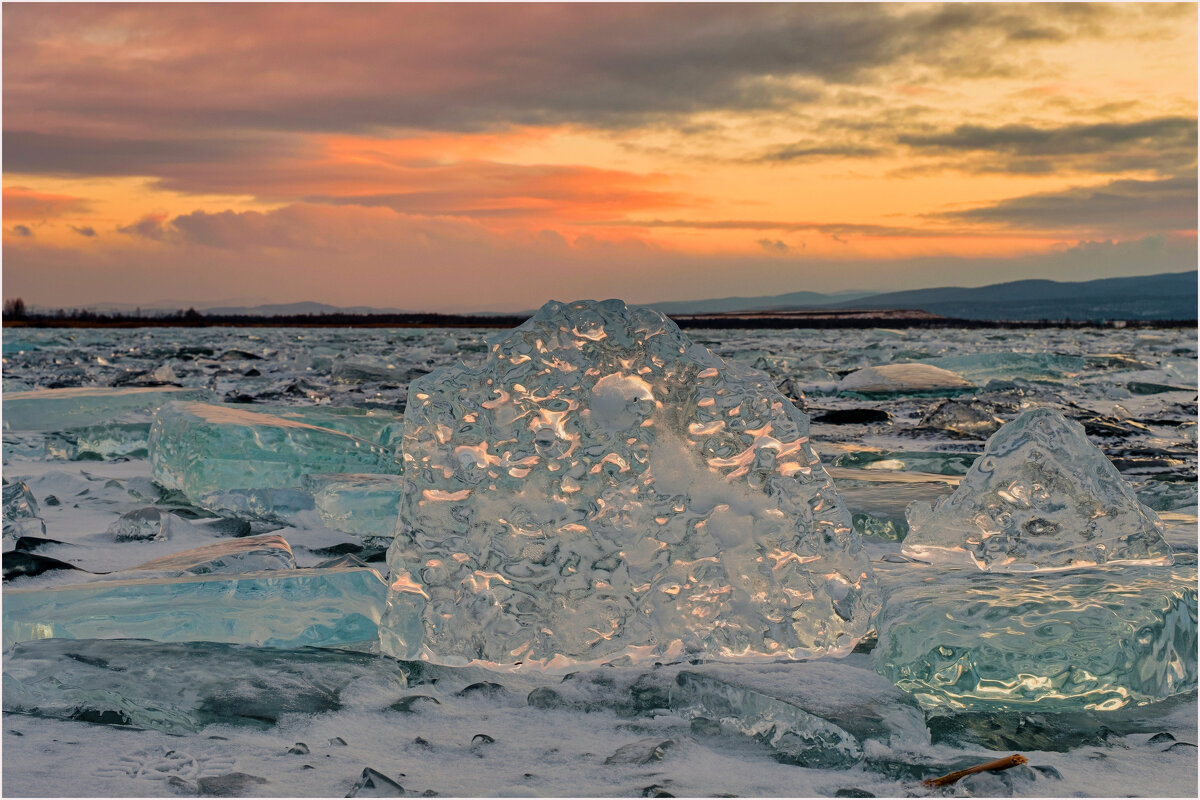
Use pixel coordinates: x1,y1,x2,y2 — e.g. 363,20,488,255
922,754,1028,788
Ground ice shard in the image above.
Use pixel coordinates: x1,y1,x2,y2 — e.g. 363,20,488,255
123,534,296,575
304,473,404,538
873,560,1198,712
3,481,46,539
257,405,405,449
380,299,879,667
106,507,189,541
903,408,1173,571
2,386,210,432
4,566,386,649
2,638,409,734
45,422,153,460
149,402,402,517
838,364,972,398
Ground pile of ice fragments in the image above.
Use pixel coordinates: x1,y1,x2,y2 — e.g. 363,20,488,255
3,299,1197,776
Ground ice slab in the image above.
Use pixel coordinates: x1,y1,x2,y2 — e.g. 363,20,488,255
2,386,210,432
838,364,972,397
916,353,1086,384
903,409,1173,571
258,405,405,449
149,402,402,517
918,400,1002,438
2,638,408,733
124,534,296,575
833,450,978,476
670,671,863,768
3,566,386,649
873,561,1198,712
304,473,404,538
381,299,878,667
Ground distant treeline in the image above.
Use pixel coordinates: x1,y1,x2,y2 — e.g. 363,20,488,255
2,300,1195,330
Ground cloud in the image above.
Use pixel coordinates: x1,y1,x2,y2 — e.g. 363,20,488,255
9,224,34,237
757,238,790,254
754,143,884,163
932,176,1197,233
897,116,1196,175
70,225,97,237
2,2,1156,147
2,186,90,220
117,214,172,242
584,218,1033,240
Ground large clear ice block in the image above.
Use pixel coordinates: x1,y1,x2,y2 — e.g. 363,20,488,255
381,299,878,667
149,402,402,517
3,566,387,649
903,408,1173,571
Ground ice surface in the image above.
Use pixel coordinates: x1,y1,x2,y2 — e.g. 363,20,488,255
124,534,296,575
4,566,387,648
2,638,409,733
2,386,210,431
149,402,401,517
838,364,972,397
833,450,977,476
260,405,405,449
381,299,879,667
304,473,404,538
903,408,1173,571
873,560,1198,712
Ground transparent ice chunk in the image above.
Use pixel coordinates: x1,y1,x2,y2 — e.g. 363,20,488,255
838,364,972,397
903,409,1173,571
3,566,387,649
918,400,1002,438
124,534,296,575
45,422,153,460
381,299,878,667
304,473,404,538
149,402,402,517
2,386,210,432
106,507,190,541
670,671,863,768
258,405,405,449
2,638,408,733
2,481,45,540
873,561,1198,711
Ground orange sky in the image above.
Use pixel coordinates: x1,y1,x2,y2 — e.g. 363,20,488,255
3,2,1196,311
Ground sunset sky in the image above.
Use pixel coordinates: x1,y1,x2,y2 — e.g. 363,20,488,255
3,2,1196,312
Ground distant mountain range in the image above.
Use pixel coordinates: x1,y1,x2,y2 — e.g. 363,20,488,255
38,270,1196,322
651,270,1198,321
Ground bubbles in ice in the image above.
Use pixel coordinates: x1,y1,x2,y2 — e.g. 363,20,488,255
380,299,879,668
903,408,1172,571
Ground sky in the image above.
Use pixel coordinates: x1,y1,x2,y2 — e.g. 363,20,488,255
2,2,1197,312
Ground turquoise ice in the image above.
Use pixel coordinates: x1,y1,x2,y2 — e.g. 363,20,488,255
873,560,1198,712
3,386,210,432
3,566,387,649
304,473,404,538
149,402,401,517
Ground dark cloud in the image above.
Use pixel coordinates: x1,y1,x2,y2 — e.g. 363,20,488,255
933,176,1197,232
757,238,791,254
898,116,1195,156
755,143,884,163
586,218,1025,239
10,225,33,237
70,225,97,237
117,214,172,242
2,2,1145,145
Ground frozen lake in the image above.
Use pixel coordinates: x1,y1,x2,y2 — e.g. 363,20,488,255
3,322,1197,797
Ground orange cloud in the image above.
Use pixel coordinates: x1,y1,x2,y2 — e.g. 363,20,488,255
3,186,90,220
